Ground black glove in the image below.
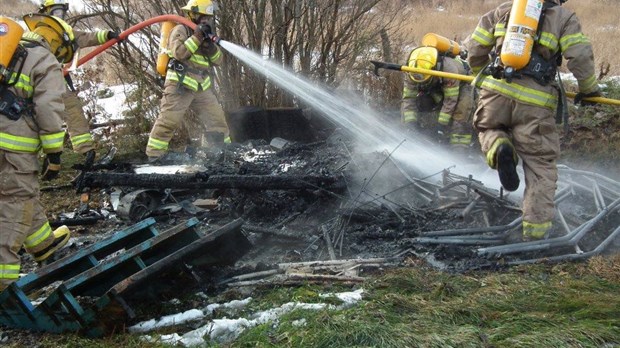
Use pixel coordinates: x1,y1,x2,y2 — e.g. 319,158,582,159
83,149,96,169
194,24,210,42
41,152,61,181
107,30,120,40
574,90,601,106
199,24,212,36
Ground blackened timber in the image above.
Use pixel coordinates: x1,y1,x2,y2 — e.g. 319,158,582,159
79,172,345,191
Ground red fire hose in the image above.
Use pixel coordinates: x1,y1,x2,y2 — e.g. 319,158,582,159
64,14,196,75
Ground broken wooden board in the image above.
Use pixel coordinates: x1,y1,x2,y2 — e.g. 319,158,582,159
0,218,250,336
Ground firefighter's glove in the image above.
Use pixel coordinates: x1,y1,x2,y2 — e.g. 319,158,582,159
194,24,210,42
574,90,601,106
107,30,121,41
83,149,96,170
41,152,62,181
193,26,205,42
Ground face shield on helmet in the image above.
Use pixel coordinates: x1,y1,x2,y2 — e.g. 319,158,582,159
181,0,216,23
407,46,438,83
49,5,68,19
23,13,77,63
39,0,69,19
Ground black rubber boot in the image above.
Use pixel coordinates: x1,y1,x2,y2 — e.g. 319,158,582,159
496,143,520,191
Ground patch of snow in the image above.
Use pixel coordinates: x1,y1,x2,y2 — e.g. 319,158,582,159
319,288,364,307
133,164,207,175
83,84,136,122
139,289,364,346
130,309,205,333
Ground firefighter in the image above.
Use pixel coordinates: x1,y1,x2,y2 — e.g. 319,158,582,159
401,46,474,148
0,14,74,290
146,0,229,162
38,0,120,168
464,0,602,240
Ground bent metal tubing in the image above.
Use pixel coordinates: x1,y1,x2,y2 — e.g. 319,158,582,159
415,189,573,246
507,225,620,266
477,197,620,256
419,186,572,238
63,14,196,75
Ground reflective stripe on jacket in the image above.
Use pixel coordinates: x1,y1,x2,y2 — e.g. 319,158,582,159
75,29,111,48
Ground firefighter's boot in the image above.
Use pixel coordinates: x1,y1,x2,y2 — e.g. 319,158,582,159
496,143,520,192
33,225,71,263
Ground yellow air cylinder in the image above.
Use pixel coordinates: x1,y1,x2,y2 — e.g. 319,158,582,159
500,0,543,70
0,16,25,82
421,33,461,57
156,21,176,77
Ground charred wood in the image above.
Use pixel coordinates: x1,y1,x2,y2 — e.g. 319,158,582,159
78,172,345,191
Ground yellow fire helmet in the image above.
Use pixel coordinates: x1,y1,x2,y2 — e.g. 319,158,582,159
407,46,438,83
39,0,69,17
23,13,76,63
182,0,216,21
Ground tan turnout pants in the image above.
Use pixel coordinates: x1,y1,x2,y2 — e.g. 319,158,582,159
0,151,55,289
473,89,560,225
146,85,229,158
63,90,95,154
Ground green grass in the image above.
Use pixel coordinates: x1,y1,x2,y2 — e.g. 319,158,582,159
227,258,620,348
5,249,618,348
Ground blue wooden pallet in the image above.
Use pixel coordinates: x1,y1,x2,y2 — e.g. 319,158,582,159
0,217,247,336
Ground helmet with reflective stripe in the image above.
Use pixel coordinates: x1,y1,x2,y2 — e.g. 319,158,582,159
407,46,438,83
39,0,69,12
23,13,76,63
181,0,215,16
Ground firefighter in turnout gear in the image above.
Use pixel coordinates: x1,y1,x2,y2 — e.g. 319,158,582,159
0,14,73,290
401,46,474,148
464,0,602,240
38,0,120,167
146,0,229,161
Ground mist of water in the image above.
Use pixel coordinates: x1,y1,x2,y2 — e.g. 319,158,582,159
219,40,506,191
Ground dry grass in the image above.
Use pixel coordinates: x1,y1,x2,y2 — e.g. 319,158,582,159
582,254,620,283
